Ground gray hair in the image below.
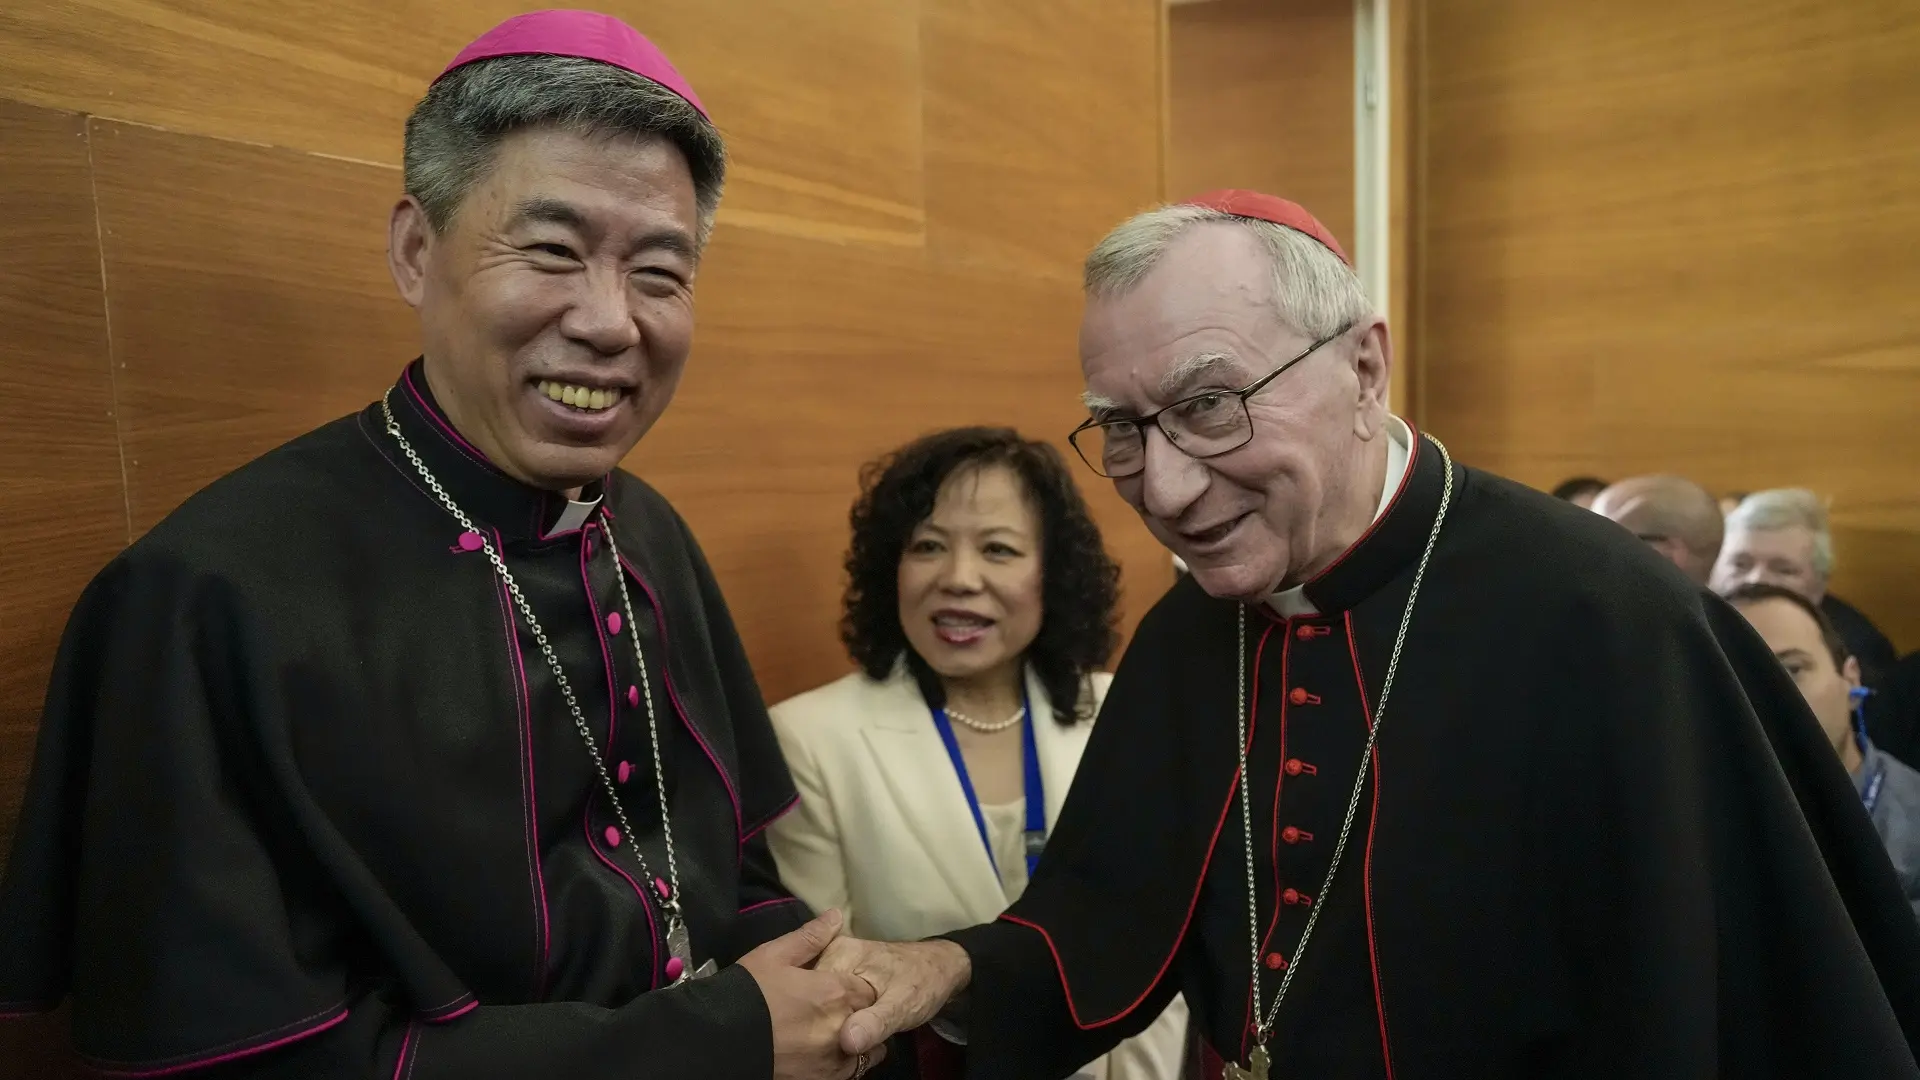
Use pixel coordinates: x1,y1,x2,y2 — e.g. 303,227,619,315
1082,204,1373,338
403,55,727,245
1727,487,1835,578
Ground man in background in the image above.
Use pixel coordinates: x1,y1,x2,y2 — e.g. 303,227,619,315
1725,583,1920,921
1550,475,1608,509
1715,488,1906,758
1592,474,1725,585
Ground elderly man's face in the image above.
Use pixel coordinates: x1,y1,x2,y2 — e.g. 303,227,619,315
1079,224,1387,602
1711,525,1824,601
389,127,700,493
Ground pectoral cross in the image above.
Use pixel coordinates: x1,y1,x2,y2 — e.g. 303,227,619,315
1224,1046,1270,1080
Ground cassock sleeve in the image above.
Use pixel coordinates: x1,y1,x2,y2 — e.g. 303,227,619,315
676,512,813,959
1547,583,1920,1077
0,551,779,1079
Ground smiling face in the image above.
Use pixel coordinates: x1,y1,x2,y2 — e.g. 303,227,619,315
896,464,1046,686
1078,222,1390,602
388,125,701,492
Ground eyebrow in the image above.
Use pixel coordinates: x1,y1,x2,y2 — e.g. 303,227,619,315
507,197,699,260
1081,351,1246,419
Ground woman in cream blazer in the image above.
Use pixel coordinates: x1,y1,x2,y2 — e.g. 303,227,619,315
768,428,1186,1080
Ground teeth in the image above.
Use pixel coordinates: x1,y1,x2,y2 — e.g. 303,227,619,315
538,381,624,412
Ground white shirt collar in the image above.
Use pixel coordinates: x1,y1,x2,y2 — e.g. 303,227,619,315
1265,415,1412,618
543,494,604,538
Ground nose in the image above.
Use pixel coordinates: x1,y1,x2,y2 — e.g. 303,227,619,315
560,266,644,355
1134,425,1208,522
938,548,985,593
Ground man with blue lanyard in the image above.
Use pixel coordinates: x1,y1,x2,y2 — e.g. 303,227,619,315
1726,583,1920,921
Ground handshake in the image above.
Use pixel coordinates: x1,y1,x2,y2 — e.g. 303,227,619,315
736,909,974,1080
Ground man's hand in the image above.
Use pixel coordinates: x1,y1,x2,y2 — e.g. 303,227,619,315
817,937,973,1056
737,910,888,1080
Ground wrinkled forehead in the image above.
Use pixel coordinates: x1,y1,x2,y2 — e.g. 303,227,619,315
1078,243,1299,410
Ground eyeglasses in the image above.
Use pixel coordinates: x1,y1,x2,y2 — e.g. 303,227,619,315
1067,322,1354,479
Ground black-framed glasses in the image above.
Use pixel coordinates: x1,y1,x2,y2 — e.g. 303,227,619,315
1067,322,1355,479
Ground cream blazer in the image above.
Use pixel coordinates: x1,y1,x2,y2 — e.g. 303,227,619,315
768,666,1189,1080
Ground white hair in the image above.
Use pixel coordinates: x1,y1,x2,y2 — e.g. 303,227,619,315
1082,203,1373,338
1726,487,1835,578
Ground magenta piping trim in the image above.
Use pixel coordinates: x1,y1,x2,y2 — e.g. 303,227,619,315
584,808,664,990
389,1023,416,1080
741,791,800,844
618,550,746,844
420,999,478,1024
738,896,803,916
90,1003,349,1077
400,367,491,469
494,529,552,993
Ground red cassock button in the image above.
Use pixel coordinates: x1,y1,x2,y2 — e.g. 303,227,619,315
606,611,623,635
603,826,622,847
664,956,685,980
457,531,484,552
1264,952,1287,970
1284,758,1304,776
655,877,671,899
1288,687,1310,706
627,685,641,707
1295,624,1314,640
1281,826,1301,844
1282,888,1302,905
617,761,633,783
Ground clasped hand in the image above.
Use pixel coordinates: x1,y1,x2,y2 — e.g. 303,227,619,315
738,910,888,1080
815,935,973,1058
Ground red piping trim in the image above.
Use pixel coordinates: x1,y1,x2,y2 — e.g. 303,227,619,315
1345,612,1396,1079
89,1002,349,1077
494,559,550,998
999,613,1266,1031
738,896,804,916
1301,426,1424,588
585,803,664,989
1244,620,1286,1061
389,1022,415,1080
741,791,801,844
619,550,747,846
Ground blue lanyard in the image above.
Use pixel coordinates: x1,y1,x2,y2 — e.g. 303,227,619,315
929,690,1046,881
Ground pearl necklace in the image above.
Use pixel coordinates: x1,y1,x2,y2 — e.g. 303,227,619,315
943,704,1027,733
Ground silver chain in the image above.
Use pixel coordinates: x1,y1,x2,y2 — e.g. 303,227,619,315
1239,436,1454,1050
380,392,685,933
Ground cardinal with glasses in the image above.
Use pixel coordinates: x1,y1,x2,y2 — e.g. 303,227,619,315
816,191,1920,1079
0,13,884,1080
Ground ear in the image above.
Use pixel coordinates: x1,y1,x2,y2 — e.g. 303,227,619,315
1842,655,1862,689
388,195,435,310
1351,315,1393,438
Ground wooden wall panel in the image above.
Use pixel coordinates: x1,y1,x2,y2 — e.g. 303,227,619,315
0,103,125,874
1167,0,1355,245
0,101,114,1080
89,120,417,533
0,1,925,238
922,0,1165,279
1420,0,1920,649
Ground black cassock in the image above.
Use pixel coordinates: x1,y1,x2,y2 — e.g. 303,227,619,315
949,430,1920,1079
0,362,808,1077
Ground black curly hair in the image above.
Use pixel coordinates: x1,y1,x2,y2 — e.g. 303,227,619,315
840,427,1122,726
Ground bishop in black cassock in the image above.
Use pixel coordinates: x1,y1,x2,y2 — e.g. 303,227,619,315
823,192,1920,1079
0,12,869,1080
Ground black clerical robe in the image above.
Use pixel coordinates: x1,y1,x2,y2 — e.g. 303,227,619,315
949,429,1920,1079
0,362,808,1077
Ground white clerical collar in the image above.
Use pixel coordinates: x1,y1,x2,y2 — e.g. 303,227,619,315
1266,415,1412,618
543,494,604,538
